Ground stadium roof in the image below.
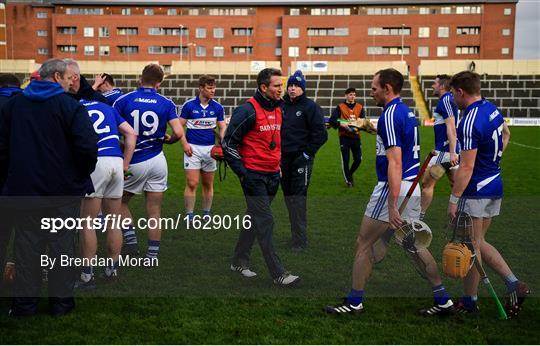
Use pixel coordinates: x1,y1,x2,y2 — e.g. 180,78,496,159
45,0,519,5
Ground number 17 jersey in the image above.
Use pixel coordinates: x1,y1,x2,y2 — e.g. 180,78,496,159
457,99,504,199
113,87,177,164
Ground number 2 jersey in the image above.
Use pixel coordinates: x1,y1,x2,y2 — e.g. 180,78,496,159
81,99,125,158
457,99,504,199
375,98,420,182
113,87,177,164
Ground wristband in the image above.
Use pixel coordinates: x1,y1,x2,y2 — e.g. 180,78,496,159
449,194,460,204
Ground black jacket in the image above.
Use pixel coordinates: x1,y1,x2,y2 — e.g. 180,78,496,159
281,93,327,157
0,80,98,197
71,75,110,104
223,90,281,178
0,87,21,110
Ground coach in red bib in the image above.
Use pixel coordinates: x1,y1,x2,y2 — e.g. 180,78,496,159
223,68,300,286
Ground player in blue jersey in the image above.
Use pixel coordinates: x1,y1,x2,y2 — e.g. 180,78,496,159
325,69,454,316
93,73,123,105
447,71,528,316
77,99,136,287
179,75,226,221
113,64,185,260
420,75,459,220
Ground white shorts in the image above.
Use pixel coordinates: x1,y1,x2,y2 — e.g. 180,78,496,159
87,156,124,199
124,152,168,194
184,144,216,172
428,150,459,170
459,198,501,218
365,181,421,222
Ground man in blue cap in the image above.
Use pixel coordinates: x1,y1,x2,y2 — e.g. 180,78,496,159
280,70,327,251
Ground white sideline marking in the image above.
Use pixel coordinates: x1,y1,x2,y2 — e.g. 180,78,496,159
510,141,540,150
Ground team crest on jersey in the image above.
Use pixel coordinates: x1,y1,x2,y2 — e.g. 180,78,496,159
296,111,302,117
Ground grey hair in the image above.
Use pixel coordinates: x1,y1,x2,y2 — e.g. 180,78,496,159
63,58,80,75
39,58,68,80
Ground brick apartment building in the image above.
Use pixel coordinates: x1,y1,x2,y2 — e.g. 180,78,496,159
1,0,517,74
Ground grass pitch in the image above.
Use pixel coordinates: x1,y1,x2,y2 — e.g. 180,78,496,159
1,126,539,344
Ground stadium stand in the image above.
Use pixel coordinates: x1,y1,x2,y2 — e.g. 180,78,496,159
420,74,540,117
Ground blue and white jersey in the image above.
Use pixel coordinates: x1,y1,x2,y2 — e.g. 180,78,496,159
81,99,125,158
457,99,504,198
180,97,224,146
102,88,123,105
113,87,177,164
433,91,459,153
375,98,420,182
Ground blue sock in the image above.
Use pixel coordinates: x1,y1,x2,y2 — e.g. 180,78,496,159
504,274,518,291
462,295,477,308
186,212,194,221
346,288,364,306
203,209,211,216
433,284,450,305
82,266,93,275
122,225,138,245
146,240,160,259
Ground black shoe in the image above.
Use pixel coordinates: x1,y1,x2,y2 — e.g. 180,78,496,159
74,277,96,290
99,269,118,284
324,298,363,315
455,299,480,314
121,243,139,256
346,181,353,188
418,300,455,316
504,281,530,318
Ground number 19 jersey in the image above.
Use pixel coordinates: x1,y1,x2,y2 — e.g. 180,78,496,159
375,98,420,182
113,87,177,164
457,99,504,198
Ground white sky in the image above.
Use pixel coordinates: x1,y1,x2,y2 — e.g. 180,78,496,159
514,0,540,59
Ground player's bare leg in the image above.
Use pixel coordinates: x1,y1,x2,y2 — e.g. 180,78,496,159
77,197,102,286
201,171,215,214
352,216,389,290
420,169,436,219
102,198,123,263
184,169,200,218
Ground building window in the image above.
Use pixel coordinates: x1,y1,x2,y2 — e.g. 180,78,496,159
66,8,103,15
37,48,48,55
58,45,77,53
289,28,299,38
456,46,480,55
117,27,138,35
275,28,282,37
84,45,94,56
195,28,206,38
437,46,448,57
307,46,348,55
440,7,451,14
57,27,77,35
118,46,139,54
311,8,351,16
148,46,162,54
501,47,510,55
502,29,511,36
99,46,110,56
196,46,206,57
208,8,248,16
418,27,430,38
36,11,48,18
366,46,410,55
504,8,512,15
188,8,199,15
121,8,131,15
419,7,430,15
99,27,109,38
213,46,224,57
457,27,480,35
418,46,429,57
275,47,282,56
37,30,48,37
290,8,300,16
167,9,177,15
288,46,299,57
144,8,154,15
213,27,224,38
456,6,481,14
232,28,253,36
367,7,407,15
309,27,349,36
84,27,94,37
368,27,410,36
438,27,449,38
232,46,253,54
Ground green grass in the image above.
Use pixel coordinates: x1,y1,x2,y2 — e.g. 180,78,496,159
1,126,539,344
